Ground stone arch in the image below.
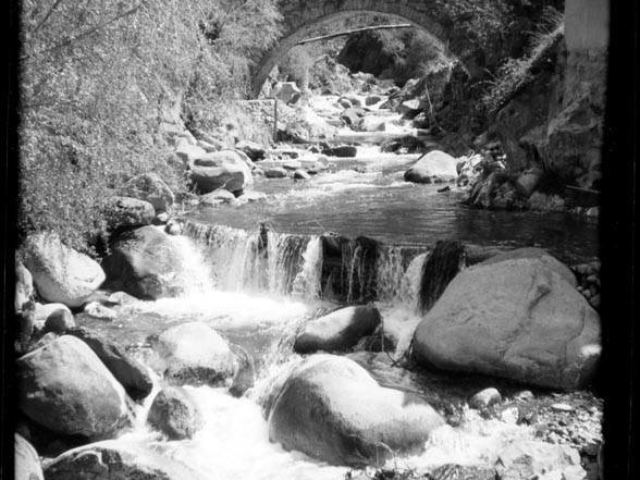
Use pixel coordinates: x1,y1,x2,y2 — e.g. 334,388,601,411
251,0,455,97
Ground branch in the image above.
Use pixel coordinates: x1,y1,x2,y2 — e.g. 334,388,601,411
296,24,413,46
23,4,143,62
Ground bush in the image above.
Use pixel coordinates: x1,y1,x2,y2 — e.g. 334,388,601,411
19,0,280,253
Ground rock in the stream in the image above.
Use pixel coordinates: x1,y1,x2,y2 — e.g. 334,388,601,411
380,135,427,154
44,440,207,480
322,145,358,158
22,233,106,308
199,189,236,206
15,433,44,480
148,387,202,439
102,226,183,300
413,253,601,390
294,306,382,354
83,301,117,321
468,388,502,409
104,196,156,230
404,150,458,184
120,173,175,213
264,167,288,178
229,344,255,397
188,150,253,195
65,328,153,401
340,107,366,126
495,441,585,480
268,354,444,467
17,336,131,438
42,305,76,333
293,169,311,180
154,321,236,386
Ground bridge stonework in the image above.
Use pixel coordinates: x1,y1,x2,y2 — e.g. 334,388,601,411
252,0,452,96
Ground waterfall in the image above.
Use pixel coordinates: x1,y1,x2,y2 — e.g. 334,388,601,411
183,220,455,310
291,237,323,299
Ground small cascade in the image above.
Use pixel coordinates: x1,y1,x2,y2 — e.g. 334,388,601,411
291,236,323,299
376,246,428,306
183,220,452,311
267,232,310,296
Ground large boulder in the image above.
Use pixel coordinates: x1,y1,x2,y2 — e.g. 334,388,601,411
120,173,174,213
404,150,458,184
412,256,601,390
294,306,382,354
189,150,253,195
44,441,207,480
66,328,153,401
147,386,202,439
22,233,105,308
102,226,183,300
153,322,236,386
17,336,131,438
268,354,444,467
15,433,44,480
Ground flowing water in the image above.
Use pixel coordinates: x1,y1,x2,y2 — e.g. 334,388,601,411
81,94,600,479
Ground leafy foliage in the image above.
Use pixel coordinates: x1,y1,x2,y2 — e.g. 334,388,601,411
19,0,280,253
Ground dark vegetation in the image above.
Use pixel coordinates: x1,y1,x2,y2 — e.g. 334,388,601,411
19,0,281,253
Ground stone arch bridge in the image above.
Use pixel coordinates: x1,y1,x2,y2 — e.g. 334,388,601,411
252,0,454,96
250,0,609,98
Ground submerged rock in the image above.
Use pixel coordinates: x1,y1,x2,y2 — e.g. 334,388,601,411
148,387,202,440
17,336,131,438
268,354,444,467
153,322,236,387
44,440,207,480
22,233,105,308
294,306,382,354
413,255,601,390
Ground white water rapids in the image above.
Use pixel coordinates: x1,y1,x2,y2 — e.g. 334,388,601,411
106,227,547,480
